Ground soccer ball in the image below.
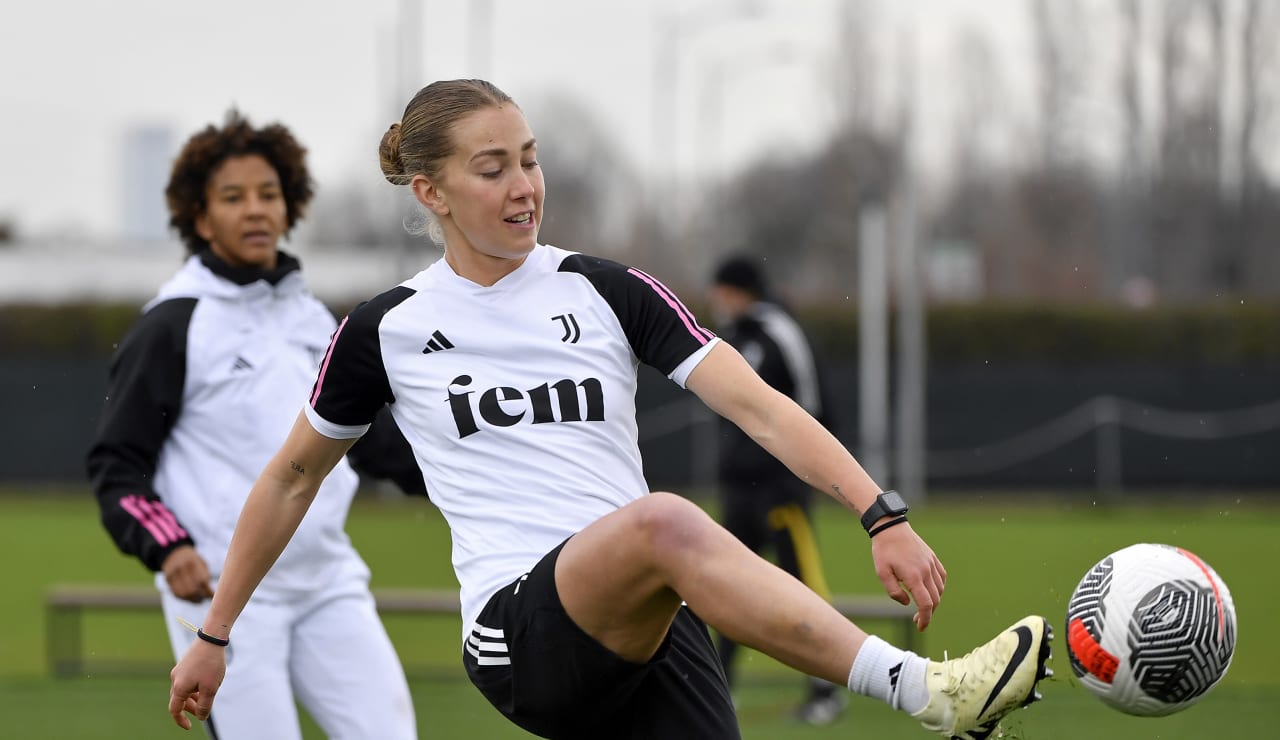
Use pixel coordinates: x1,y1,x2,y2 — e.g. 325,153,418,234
1065,543,1236,717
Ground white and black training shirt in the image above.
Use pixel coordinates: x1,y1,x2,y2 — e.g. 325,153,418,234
88,251,421,599
305,244,720,636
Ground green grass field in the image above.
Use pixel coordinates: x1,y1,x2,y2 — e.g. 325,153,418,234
1,489,1276,738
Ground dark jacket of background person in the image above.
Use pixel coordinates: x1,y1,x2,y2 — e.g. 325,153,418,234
717,299,830,484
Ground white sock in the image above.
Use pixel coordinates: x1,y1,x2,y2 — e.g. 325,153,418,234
847,635,931,714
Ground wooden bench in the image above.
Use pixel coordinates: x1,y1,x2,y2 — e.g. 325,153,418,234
44,583,917,678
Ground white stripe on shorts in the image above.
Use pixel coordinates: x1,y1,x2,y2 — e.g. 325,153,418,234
468,623,511,666
466,641,511,666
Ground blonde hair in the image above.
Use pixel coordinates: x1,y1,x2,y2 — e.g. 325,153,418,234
378,80,515,245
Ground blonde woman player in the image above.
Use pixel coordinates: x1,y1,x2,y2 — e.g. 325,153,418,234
169,80,1052,740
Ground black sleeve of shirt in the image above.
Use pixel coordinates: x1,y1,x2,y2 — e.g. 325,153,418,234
558,254,716,375
308,286,413,428
85,298,198,572
347,406,429,498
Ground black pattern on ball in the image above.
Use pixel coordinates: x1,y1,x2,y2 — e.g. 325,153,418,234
1127,579,1237,704
1066,556,1113,679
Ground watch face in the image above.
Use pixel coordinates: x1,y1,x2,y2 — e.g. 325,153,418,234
882,491,908,514
861,490,910,532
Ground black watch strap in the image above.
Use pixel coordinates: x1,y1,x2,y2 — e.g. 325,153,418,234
860,490,908,532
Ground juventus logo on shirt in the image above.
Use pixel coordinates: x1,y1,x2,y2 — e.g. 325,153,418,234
552,313,581,344
421,330,456,354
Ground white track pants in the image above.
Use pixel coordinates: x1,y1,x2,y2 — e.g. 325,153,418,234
161,579,416,740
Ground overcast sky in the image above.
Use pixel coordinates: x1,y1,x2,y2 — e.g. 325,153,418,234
0,0,1028,238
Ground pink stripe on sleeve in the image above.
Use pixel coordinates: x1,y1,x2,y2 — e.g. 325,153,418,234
135,496,182,543
311,315,350,407
142,497,188,541
627,268,713,344
120,495,179,547
157,505,189,539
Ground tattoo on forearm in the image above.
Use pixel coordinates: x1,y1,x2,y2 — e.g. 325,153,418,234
290,461,306,475
831,484,851,506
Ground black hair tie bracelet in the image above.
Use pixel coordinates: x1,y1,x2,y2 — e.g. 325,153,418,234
868,515,909,538
198,624,231,642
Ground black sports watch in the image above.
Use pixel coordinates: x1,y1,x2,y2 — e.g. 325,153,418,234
860,490,909,533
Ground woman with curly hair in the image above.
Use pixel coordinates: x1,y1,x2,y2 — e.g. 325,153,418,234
88,110,419,739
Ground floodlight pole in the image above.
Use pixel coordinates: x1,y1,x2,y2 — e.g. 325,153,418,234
893,167,927,503
467,0,493,78
396,0,422,100
893,26,927,503
859,205,890,485
649,0,762,228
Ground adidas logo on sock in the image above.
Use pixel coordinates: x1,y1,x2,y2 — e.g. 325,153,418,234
888,662,903,702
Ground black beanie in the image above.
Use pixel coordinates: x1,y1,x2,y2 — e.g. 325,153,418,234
712,256,767,298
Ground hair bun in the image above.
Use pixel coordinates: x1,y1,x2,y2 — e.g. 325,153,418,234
378,121,409,185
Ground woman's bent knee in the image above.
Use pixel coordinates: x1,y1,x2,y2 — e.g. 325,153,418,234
629,492,718,558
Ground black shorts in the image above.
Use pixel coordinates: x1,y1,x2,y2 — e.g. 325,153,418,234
463,540,740,740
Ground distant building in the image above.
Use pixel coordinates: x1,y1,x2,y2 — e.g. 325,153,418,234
926,239,983,302
120,124,176,245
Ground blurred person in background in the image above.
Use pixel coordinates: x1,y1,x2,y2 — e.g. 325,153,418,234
168,80,1052,740
87,111,422,740
707,254,846,726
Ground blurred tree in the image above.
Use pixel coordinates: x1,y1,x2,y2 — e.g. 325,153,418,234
1157,0,1223,186
948,24,1003,180
659,0,896,303
306,180,407,250
1150,0,1228,300
1103,0,1152,301
927,0,1280,304
524,92,639,260
1031,0,1087,170
705,124,896,303
939,24,1013,298
1238,0,1274,200
1236,0,1280,297
1118,0,1147,185
956,0,1104,302
631,0,1280,306
834,0,882,132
